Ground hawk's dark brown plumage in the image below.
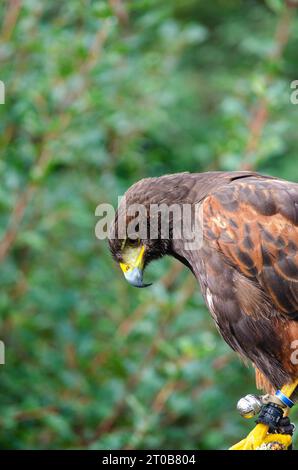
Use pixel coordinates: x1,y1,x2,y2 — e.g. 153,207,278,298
109,171,298,393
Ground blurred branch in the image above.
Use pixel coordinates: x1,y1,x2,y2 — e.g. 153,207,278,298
117,262,184,336
89,333,163,440
240,3,296,170
285,0,298,8
1,0,22,42
60,19,113,108
0,18,112,264
125,355,195,450
9,406,58,423
160,378,214,431
242,98,269,169
124,379,183,450
0,114,70,263
0,186,34,263
87,273,197,446
109,0,129,27
94,263,192,372
81,21,112,75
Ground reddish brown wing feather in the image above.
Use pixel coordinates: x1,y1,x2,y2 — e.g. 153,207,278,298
203,178,298,318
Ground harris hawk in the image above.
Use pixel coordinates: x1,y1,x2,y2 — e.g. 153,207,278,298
108,171,298,450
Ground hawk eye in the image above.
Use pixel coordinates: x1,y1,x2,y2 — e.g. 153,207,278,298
127,238,140,247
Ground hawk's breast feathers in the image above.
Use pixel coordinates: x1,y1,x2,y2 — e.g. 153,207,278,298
109,172,298,391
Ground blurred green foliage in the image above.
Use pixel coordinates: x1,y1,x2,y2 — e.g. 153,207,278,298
0,0,298,450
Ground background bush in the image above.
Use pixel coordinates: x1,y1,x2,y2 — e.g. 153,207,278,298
0,0,298,449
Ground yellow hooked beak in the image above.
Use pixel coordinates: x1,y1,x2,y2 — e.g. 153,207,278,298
119,245,151,288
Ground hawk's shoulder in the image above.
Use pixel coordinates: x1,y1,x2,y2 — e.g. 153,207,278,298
202,176,298,317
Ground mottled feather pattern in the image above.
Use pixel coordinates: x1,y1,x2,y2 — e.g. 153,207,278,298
203,179,298,316
196,177,298,389
110,171,298,391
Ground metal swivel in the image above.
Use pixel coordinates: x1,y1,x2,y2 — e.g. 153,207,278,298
237,394,263,419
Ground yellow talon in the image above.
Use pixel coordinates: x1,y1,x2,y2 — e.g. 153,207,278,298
229,425,292,450
230,423,269,450
257,433,292,450
230,380,298,450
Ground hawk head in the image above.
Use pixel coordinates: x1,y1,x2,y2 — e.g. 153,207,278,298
108,209,171,288
108,175,189,287
108,171,228,287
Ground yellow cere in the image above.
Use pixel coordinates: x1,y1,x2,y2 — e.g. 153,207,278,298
119,244,145,273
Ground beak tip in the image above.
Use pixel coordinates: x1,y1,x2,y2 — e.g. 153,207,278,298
123,267,151,288
136,282,152,289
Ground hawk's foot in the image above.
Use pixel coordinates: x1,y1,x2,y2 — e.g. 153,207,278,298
230,382,298,450
229,423,292,450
